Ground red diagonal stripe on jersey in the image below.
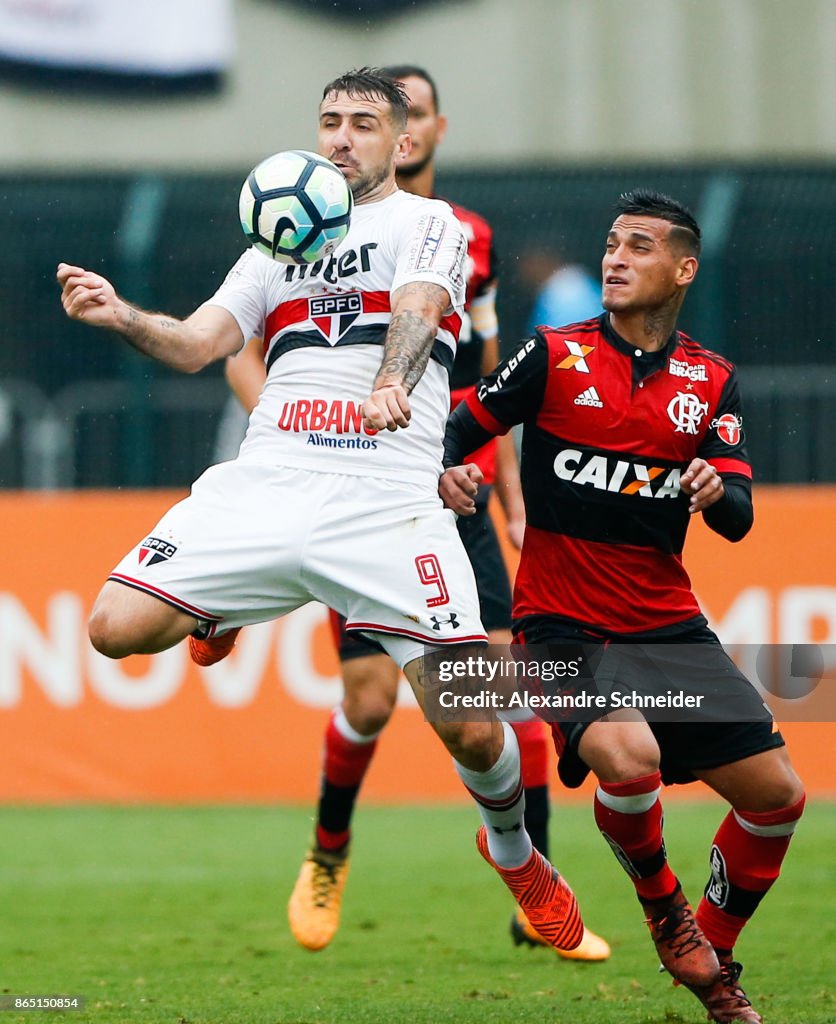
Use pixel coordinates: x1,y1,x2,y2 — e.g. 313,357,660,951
264,289,462,344
359,289,462,338
465,390,509,436
360,290,390,314
265,297,309,341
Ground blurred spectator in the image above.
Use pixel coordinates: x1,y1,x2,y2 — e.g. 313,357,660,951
518,244,601,333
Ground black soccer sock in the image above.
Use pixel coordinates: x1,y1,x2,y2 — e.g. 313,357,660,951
523,784,550,860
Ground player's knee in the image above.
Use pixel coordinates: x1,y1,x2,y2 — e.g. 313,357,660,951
439,720,498,771
341,692,394,735
88,603,135,659
755,762,806,812
580,722,660,783
342,658,399,733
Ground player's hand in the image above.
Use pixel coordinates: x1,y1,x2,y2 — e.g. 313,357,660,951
362,384,411,432
439,463,483,515
506,515,526,550
681,458,725,514
57,263,121,328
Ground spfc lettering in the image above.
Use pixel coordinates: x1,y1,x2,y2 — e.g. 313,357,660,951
309,293,362,318
308,291,363,342
554,448,681,499
138,536,178,566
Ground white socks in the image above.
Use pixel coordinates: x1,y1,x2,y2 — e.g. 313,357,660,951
454,721,533,868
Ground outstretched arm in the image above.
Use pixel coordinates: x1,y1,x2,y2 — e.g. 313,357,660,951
362,280,449,432
57,263,244,373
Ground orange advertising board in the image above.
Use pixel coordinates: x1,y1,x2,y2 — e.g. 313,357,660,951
0,488,833,803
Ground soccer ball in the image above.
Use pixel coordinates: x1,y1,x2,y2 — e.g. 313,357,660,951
239,150,353,265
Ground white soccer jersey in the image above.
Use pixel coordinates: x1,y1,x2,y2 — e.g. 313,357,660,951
206,189,468,489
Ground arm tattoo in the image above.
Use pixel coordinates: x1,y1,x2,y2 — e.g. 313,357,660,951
376,309,435,393
376,281,449,393
120,307,187,365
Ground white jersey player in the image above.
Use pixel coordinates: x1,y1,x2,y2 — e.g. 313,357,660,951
223,189,466,490
56,67,585,954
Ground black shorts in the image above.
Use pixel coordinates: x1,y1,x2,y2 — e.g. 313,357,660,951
514,614,784,788
454,486,513,634
332,486,512,662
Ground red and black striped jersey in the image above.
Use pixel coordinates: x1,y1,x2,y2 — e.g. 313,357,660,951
461,314,751,633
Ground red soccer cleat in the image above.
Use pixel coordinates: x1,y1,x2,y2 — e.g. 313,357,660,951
188,627,241,666
476,826,584,952
686,955,763,1023
643,884,720,988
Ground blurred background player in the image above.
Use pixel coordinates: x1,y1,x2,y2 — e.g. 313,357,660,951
517,240,602,336
440,190,806,1024
223,64,609,962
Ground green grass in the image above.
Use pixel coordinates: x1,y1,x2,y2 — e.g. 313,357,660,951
0,802,833,1024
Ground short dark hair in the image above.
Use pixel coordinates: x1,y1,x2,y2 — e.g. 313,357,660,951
381,64,440,112
614,189,702,256
321,67,409,130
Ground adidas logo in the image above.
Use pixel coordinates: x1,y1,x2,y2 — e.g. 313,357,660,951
573,386,604,408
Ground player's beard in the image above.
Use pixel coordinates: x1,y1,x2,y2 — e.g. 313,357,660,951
347,157,391,202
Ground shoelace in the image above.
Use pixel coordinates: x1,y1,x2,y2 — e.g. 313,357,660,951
648,899,703,958
711,961,753,1010
310,858,340,908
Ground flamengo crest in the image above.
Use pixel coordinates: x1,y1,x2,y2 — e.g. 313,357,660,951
667,391,709,434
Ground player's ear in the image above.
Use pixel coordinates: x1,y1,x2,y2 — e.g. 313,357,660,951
677,255,699,288
396,132,412,161
436,112,449,145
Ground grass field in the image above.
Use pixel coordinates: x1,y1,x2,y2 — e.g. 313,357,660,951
1,802,833,1024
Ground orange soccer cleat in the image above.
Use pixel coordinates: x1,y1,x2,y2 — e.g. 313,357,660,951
287,846,351,952
188,627,241,666
476,826,584,952
510,908,611,961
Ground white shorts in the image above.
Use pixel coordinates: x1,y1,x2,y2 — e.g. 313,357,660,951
110,461,486,668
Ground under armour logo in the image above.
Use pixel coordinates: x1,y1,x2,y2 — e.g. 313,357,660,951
430,613,460,631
